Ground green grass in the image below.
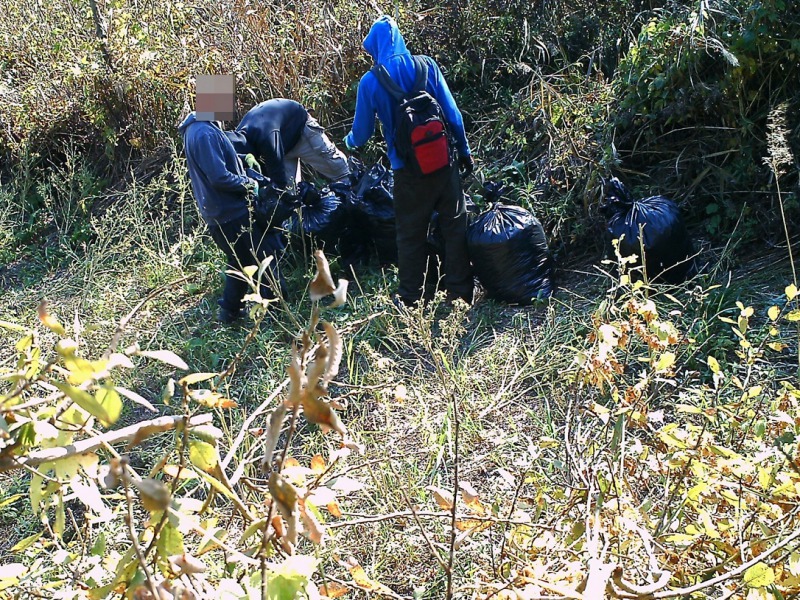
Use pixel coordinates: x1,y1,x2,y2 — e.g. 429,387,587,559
1,146,799,597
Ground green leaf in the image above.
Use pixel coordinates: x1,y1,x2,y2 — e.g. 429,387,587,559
54,383,112,426
743,562,775,588
266,556,317,600
138,350,189,370
10,531,42,552
91,532,106,557
189,439,219,472
156,522,185,567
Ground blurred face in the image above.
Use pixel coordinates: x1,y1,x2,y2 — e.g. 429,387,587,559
195,74,235,121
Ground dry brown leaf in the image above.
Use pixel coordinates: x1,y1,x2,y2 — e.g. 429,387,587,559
310,454,326,474
459,481,487,515
310,250,337,301
271,515,285,539
307,344,329,391
322,321,342,385
168,553,207,575
427,486,454,511
284,457,301,469
319,582,350,598
134,478,171,512
269,472,299,548
302,394,346,436
261,405,287,473
286,347,305,408
299,500,325,544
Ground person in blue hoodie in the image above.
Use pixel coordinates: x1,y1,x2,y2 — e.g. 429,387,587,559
178,111,287,323
344,15,475,306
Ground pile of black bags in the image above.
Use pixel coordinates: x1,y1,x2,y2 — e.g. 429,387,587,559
347,162,397,265
466,182,554,304
285,181,348,252
601,177,695,284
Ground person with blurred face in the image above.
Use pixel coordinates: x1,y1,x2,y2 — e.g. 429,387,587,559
179,76,286,323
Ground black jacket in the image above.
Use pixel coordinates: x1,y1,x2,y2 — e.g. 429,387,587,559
225,99,309,187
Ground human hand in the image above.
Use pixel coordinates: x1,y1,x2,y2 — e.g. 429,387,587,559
343,135,356,152
458,154,474,177
244,153,262,173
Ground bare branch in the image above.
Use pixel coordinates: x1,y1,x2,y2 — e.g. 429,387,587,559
0,414,212,471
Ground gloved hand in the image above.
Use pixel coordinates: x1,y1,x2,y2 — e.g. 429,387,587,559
343,135,356,152
247,178,259,200
458,154,475,177
244,153,262,174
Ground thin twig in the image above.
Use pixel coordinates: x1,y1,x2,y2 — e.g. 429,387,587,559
122,464,159,597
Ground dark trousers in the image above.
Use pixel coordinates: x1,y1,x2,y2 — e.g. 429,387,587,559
208,215,287,312
394,164,473,303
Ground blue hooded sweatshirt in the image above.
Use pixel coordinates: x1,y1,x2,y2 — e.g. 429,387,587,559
344,16,470,170
178,112,252,226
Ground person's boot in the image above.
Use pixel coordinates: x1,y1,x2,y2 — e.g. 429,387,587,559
217,306,243,324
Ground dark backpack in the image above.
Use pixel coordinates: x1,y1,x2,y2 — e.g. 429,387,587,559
372,56,452,176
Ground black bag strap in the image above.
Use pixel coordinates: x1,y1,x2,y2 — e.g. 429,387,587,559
371,55,429,102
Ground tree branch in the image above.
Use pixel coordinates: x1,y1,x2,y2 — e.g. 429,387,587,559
1,413,212,471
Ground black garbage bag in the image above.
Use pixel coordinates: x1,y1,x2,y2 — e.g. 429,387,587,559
601,177,695,284
285,182,348,251
467,184,554,303
246,169,300,230
350,162,397,265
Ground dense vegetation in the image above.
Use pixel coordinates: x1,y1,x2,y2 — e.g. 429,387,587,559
1,1,800,599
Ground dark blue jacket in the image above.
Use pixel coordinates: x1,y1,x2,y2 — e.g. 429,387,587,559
344,16,471,170
225,99,309,188
179,112,251,226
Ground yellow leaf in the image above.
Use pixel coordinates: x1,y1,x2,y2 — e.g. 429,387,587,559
242,265,258,279
786,310,800,322
768,306,780,321
319,582,350,598
37,300,65,335
655,351,676,373
162,465,198,480
189,440,219,473
310,454,326,474
179,372,218,385
768,342,787,352
343,557,397,595
786,284,798,301
743,562,774,588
